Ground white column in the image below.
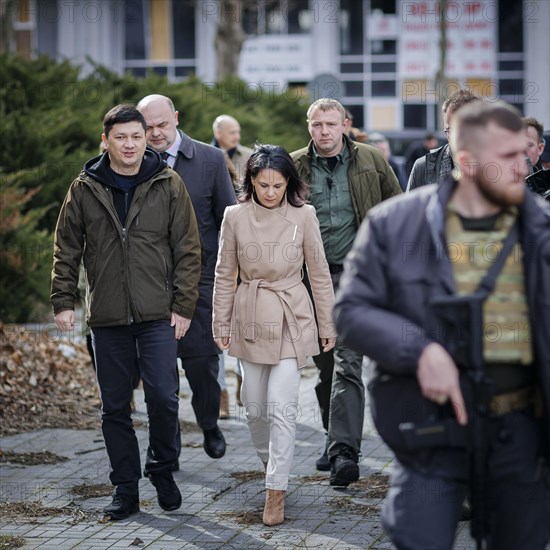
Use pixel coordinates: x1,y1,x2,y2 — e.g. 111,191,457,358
195,0,218,83
523,0,550,122
55,0,124,76
310,0,339,76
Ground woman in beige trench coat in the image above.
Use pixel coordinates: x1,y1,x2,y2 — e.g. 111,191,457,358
213,145,335,526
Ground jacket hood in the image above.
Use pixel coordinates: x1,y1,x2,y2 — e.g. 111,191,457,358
83,147,167,189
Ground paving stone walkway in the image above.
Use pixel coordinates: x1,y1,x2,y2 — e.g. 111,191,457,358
0,354,502,549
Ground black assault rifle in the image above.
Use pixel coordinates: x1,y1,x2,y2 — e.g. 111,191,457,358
398,222,519,550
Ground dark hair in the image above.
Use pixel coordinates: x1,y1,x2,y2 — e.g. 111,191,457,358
103,104,147,137
239,144,309,207
522,117,544,142
442,88,481,115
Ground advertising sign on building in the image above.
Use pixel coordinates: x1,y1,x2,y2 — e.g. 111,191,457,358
398,0,497,79
239,35,314,85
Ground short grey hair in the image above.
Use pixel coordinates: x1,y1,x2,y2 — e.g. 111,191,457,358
306,98,347,122
367,132,388,145
213,114,239,133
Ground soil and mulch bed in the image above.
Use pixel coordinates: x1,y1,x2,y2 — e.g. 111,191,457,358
0,323,100,436
296,472,389,499
350,472,389,498
0,534,26,549
0,501,102,525
0,450,69,466
218,509,264,526
325,473,388,518
0,323,203,437
69,482,113,499
327,496,381,517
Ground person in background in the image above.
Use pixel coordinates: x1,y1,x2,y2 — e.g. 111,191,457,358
522,117,545,173
211,114,252,414
212,114,253,182
523,120,550,201
404,132,439,179
334,100,550,550
343,108,368,142
368,132,407,191
407,89,481,192
540,131,550,170
213,144,335,526
137,95,236,463
52,104,201,519
291,98,402,486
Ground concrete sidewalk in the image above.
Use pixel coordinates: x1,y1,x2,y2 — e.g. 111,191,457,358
1,355,480,549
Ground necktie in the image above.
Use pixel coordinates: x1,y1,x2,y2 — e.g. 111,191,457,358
161,151,170,161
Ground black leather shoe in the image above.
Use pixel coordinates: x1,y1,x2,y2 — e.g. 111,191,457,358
315,448,331,471
103,492,139,520
149,471,182,511
329,449,359,487
203,426,226,459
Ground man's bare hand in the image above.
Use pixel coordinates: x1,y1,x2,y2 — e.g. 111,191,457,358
171,312,191,340
417,342,468,425
214,336,230,350
54,310,75,332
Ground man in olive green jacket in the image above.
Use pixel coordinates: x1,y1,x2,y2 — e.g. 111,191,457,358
291,98,402,486
51,105,201,520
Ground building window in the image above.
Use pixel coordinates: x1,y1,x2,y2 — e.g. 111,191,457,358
340,0,363,55
498,0,523,53
403,104,427,129
242,0,309,35
370,0,396,14
341,62,364,74
172,0,196,58
287,0,310,34
345,81,364,97
347,105,365,129
370,39,396,55
125,0,146,60
372,62,397,73
372,81,396,97
498,79,524,97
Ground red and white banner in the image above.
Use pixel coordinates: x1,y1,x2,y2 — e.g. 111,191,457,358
398,0,497,79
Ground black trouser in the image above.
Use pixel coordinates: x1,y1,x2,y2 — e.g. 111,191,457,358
92,320,179,494
311,348,334,432
179,354,221,431
87,334,140,391
383,409,550,550
308,268,365,459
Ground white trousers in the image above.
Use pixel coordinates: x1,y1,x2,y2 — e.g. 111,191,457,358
240,358,301,490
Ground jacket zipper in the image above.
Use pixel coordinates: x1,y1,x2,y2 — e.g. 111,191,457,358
121,226,134,324
161,252,169,291
88,174,167,324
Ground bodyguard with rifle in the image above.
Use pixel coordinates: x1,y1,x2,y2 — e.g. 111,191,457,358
334,100,550,550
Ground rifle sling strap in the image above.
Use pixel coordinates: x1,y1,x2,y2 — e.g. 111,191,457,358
474,220,519,299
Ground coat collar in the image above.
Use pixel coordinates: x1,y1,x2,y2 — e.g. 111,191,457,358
251,193,291,222
176,130,195,159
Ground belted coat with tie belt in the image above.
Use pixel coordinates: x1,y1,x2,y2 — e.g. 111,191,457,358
212,196,335,368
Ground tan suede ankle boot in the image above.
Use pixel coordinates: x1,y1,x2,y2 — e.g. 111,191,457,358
262,489,285,526
236,374,243,406
219,389,229,419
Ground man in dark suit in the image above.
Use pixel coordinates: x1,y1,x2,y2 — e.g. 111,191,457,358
137,95,236,461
